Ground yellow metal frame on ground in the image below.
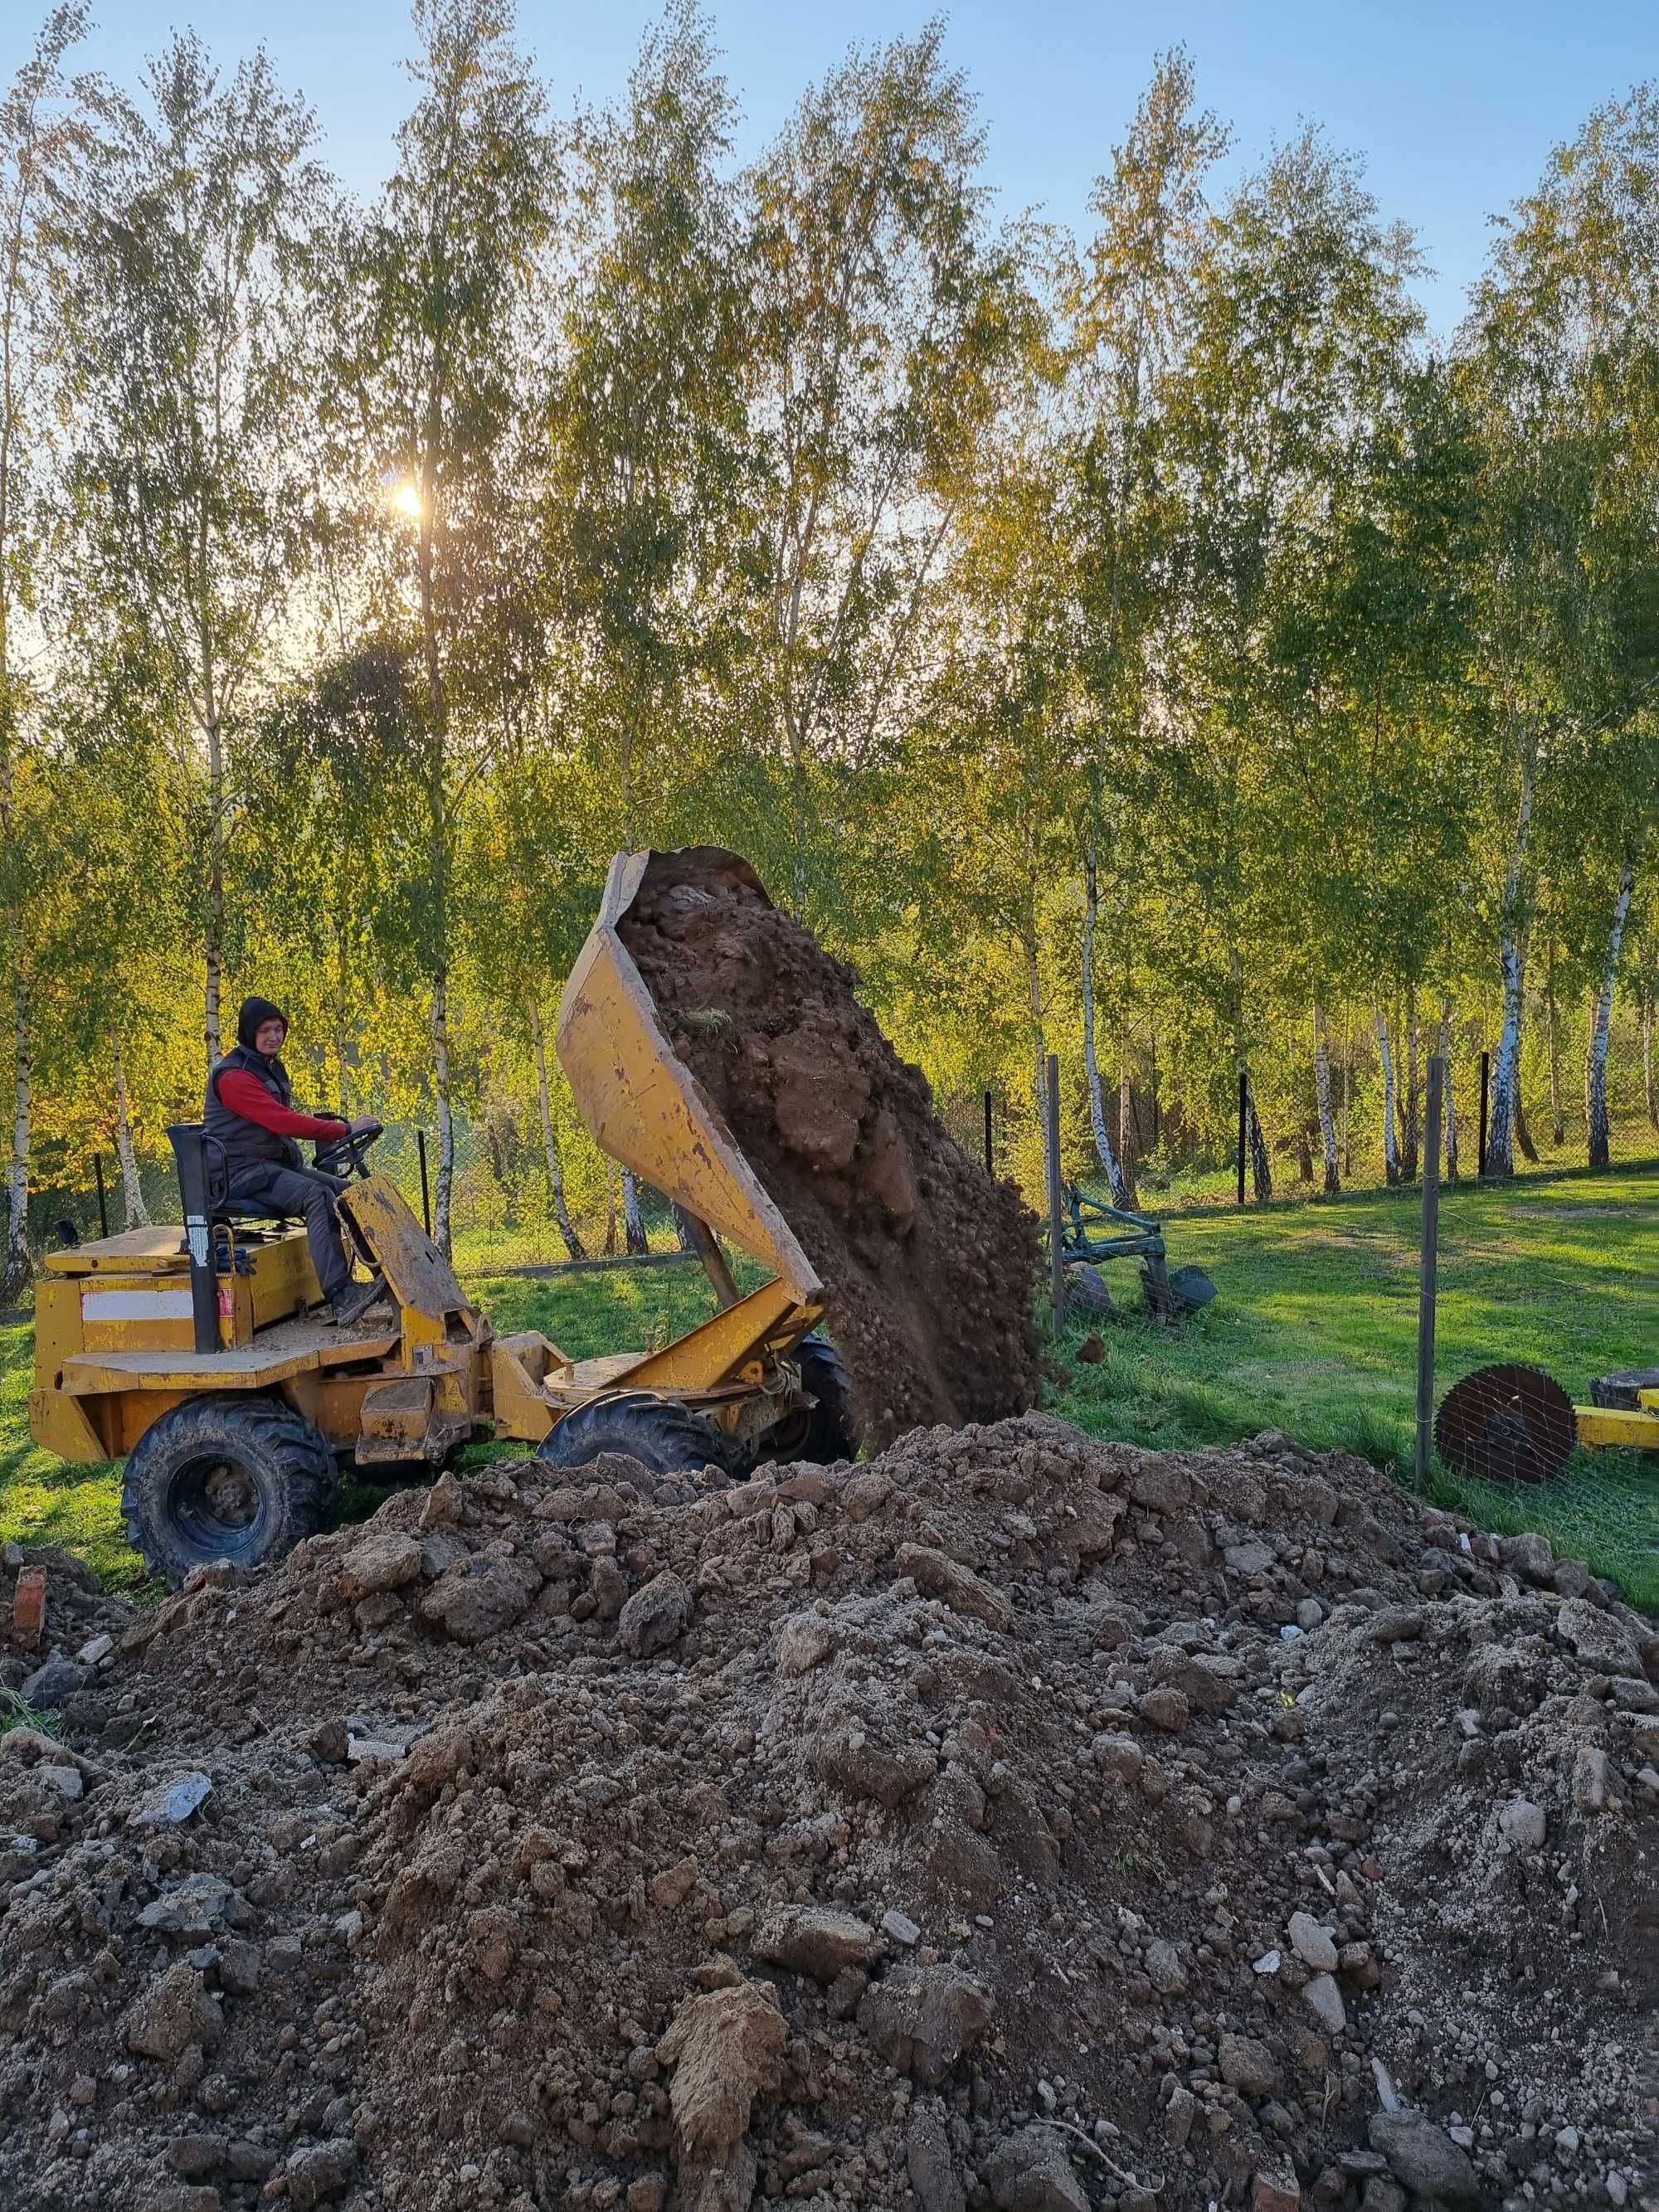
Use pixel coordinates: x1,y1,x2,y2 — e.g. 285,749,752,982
1576,1391,1659,1452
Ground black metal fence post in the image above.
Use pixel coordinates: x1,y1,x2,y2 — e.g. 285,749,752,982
1415,1057,1444,1486
983,1089,994,1178
1477,1052,1491,1178
1044,1056,1064,1330
1237,1070,1248,1207
94,1156,109,1239
416,1128,432,1237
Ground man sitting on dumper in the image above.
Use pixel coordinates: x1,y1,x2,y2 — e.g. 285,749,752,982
205,995,383,1328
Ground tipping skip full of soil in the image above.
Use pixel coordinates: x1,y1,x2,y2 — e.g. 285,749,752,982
615,847,1042,1447
2,1422,1655,2212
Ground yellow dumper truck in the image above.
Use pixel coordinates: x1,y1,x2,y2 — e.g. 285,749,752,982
29,852,854,1584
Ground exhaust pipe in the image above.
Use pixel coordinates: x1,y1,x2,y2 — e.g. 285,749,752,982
167,1123,221,1355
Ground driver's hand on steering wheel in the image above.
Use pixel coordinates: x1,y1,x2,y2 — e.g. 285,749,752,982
348,1116,377,1135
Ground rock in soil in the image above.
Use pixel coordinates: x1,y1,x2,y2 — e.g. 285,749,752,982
0,1414,1653,2210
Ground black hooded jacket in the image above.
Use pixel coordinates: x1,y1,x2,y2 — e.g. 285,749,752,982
204,996,304,1177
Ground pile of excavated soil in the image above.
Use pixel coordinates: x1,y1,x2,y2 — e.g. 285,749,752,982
616,848,1042,1447
2,1418,1655,2212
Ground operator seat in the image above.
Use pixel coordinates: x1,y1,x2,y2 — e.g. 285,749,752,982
166,1122,299,1239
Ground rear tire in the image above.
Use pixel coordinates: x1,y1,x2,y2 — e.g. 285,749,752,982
121,1394,339,1588
537,1391,739,1479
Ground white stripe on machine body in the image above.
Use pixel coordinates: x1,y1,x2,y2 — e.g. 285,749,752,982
80,1291,195,1322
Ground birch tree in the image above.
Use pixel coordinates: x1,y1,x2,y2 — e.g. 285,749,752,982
336,0,556,1252
1157,130,1424,1200
741,26,1029,922
1068,49,1225,1203
544,4,746,1253
1584,855,1638,1167
60,34,329,1072
547,2,745,843
1463,86,1659,1174
0,5,86,1296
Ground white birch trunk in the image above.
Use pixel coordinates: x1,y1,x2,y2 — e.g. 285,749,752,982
1312,999,1339,1194
1486,756,1535,1179
1376,1009,1400,1184
431,968,455,1255
1246,1087,1272,1201
114,1038,148,1228
1230,949,1271,1202
620,1167,648,1255
1341,1028,1352,1179
1117,1027,1139,1208
1440,998,1459,1181
203,712,224,1072
1585,858,1636,1170
1080,853,1131,1205
531,1002,585,1262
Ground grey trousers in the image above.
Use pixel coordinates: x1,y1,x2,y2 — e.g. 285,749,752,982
227,1163,353,1302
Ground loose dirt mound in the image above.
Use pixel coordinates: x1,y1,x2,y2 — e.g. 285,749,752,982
616,848,1041,1446
2,1422,1654,2212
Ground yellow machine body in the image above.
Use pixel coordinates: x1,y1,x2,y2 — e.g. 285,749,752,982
556,848,822,1305
1575,1392,1659,1451
28,847,828,1479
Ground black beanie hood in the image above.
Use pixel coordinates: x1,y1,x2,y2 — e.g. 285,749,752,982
236,996,289,1054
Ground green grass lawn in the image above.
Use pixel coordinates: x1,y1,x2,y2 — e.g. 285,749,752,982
1051,1161,1659,1610
3,1166,1655,1608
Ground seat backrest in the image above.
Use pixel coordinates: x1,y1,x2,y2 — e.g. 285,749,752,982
168,1120,294,1228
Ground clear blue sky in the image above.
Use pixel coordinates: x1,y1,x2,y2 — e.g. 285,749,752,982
7,1,1654,338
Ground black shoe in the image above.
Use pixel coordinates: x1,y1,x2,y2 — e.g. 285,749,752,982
328,1276,386,1328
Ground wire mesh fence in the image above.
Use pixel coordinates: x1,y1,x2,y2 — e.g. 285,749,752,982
1395,1057,1659,1608
17,1114,709,1284
1035,1048,1659,1607
18,1053,1659,1278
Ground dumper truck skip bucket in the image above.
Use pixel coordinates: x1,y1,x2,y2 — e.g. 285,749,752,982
554,848,826,1407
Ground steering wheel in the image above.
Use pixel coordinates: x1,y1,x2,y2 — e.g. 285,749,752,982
313,1117,384,1181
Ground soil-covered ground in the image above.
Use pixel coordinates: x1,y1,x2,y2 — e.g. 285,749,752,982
2,1413,1654,2212
617,848,1042,1448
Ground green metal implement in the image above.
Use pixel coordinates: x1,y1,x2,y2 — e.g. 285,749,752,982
1053,1185,1217,1323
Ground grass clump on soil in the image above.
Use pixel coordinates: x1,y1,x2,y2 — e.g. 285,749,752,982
0,1684,61,1740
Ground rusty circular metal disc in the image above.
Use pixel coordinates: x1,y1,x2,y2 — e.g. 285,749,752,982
1433,1363,1578,1485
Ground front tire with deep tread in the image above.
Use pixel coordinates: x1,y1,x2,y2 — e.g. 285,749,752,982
760,1334,859,1465
537,1391,740,1479
121,1393,340,1587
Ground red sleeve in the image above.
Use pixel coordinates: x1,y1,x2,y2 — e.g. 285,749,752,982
218,1070,347,1142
